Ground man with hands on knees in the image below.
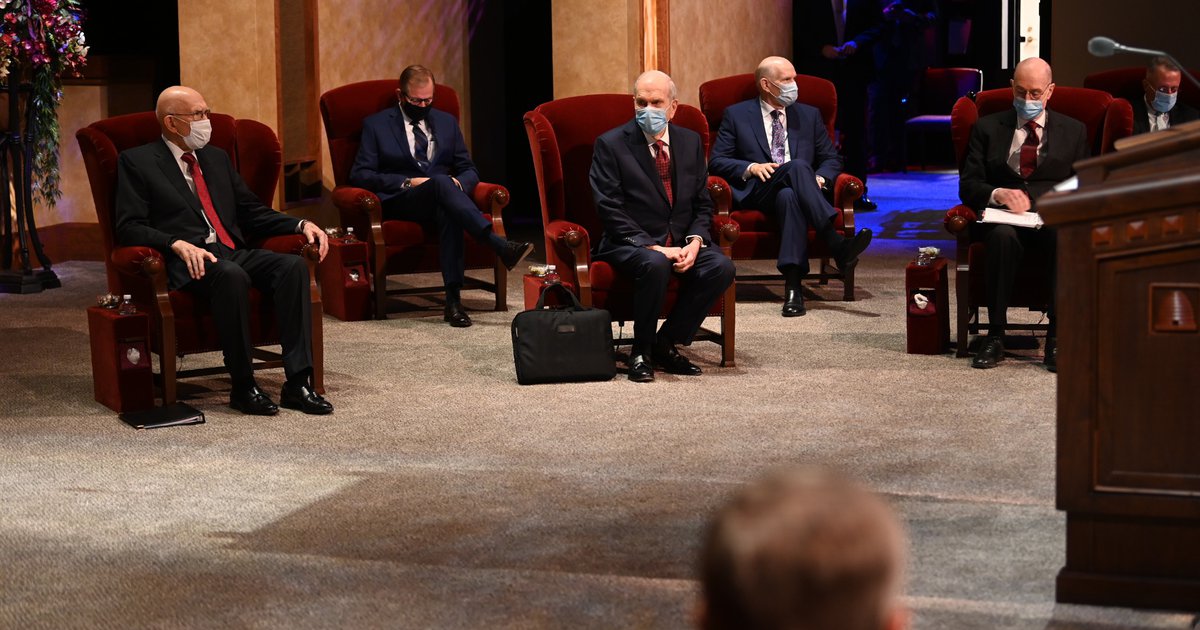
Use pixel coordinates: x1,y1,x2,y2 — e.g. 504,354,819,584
710,56,873,317
958,57,1089,372
590,70,735,383
115,85,333,416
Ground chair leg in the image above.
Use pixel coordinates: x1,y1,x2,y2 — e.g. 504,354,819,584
843,262,856,301
373,269,387,320
819,257,830,285
720,281,736,368
493,258,507,311
956,271,971,358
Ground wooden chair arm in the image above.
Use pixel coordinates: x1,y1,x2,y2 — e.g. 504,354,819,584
546,219,593,306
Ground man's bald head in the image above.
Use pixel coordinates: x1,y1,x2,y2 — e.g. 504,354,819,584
633,70,677,101
755,56,795,84
155,86,210,150
1011,57,1055,106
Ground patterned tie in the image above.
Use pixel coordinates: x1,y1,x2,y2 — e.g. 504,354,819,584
654,140,673,245
1019,120,1040,178
412,121,430,170
770,110,786,164
180,152,235,249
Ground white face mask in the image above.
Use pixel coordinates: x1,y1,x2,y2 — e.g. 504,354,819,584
176,117,212,151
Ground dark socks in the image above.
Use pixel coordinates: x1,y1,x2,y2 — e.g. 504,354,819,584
781,265,801,288
446,284,462,304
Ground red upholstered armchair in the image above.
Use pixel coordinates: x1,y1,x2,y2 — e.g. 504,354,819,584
698,73,864,300
942,87,1134,355
320,80,511,320
523,94,739,366
76,112,323,405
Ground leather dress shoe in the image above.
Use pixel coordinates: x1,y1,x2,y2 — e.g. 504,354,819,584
229,386,279,416
281,382,334,415
1044,337,1057,373
833,228,874,272
498,240,535,271
444,302,473,327
628,354,655,383
855,196,878,211
971,337,1004,369
782,286,807,317
652,344,703,376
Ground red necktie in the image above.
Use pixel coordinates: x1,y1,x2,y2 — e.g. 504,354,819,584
181,152,235,249
654,140,674,245
1019,120,1040,178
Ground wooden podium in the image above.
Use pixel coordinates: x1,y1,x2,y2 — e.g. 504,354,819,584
1039,120,1200,611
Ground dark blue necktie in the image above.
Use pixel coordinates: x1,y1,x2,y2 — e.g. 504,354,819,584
412,121,430,170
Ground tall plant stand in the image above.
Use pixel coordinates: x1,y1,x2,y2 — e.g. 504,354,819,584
0,78,60,294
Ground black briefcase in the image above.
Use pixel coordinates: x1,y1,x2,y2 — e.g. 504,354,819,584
511,283,616,385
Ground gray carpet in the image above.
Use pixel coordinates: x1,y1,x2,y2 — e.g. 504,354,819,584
1,238,1196,629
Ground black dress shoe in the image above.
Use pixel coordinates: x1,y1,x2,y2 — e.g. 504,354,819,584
855,196,878,211
782,287,807,317
833,228,873,272
971,337,1004,369
498,240,535,271
229,386,279,416
444,302,472,327
628,354,655,382
281,382,334,415
652,344,703,376
1044,337,1057,373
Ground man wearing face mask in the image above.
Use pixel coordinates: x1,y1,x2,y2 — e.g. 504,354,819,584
710,56,873,317
350,64,533,328
590,70,736,383
115,86,334,416
958,57,1089,371
1132,57,1199,135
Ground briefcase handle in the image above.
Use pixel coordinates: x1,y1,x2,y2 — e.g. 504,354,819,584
534,282,586,311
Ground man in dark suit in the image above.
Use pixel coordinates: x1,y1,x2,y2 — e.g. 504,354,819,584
115,86,333,416
590,70,736,383
959,58,1089,371
794,0,884,205
349,65,533,328
709,56,873,317
1132,56,1200,135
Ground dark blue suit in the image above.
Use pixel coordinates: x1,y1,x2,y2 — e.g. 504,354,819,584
590,120,735,354
709,98,842,273
349,105,489,288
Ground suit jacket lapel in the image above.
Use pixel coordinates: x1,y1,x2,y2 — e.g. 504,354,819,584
387,108,419,167
751,103,772,161
626,122,671,207
785,104,802,160
154,141,204,220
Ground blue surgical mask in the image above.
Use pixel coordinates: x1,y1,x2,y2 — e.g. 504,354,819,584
1152,90,1177,114
774,81,798,107
1014,97,1044,121
635,106,669,136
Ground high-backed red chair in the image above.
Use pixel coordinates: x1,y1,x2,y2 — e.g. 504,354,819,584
523,95,739,366
1084,66,1200,111
698,73,864,300
904,67,983,171
319,79,511,319
942,87,1134,355
76,112,323,405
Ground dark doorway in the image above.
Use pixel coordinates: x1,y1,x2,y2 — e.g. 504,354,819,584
468,0,553,231
80,1,180,114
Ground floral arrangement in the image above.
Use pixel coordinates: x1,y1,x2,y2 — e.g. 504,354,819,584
0,0,88,207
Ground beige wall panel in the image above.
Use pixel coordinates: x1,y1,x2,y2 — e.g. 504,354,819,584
670,0,792,106
33,85,107,227
179,0,280,131
553,0,638,98
316,0,469,191
1052,0,1197,87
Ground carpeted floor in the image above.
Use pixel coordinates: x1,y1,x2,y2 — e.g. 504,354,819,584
1,173,1196,629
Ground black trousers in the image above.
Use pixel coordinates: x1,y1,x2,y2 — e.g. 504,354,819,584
382,174,493,288
973,222,1057,337
596,245,735,356
181,245,312,389
744,159,838,274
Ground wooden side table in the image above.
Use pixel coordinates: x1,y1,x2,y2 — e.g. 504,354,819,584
318,237,371,321
87,306,154,412
904,256,950,354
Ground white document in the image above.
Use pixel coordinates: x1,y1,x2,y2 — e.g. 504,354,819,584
981,207,1044,229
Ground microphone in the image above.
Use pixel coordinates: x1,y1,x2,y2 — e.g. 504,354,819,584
1088,36,1200,90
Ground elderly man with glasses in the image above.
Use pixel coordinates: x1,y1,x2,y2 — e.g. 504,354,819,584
349,64,533,328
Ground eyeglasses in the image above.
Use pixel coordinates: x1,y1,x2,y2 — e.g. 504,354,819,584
169,109,211,120
401,94,434,107
1012,83,1051,101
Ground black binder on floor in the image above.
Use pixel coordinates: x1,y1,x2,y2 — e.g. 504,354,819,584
119,403,205,429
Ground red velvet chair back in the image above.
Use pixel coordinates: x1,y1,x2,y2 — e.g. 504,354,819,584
1083,66,1200,110
524,94,709,244
319,80,461,186
916,67,983,114
76,112,281,292
961,86,1133,159
698,74,837,147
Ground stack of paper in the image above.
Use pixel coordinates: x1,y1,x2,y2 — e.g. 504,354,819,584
981,207,1044,229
